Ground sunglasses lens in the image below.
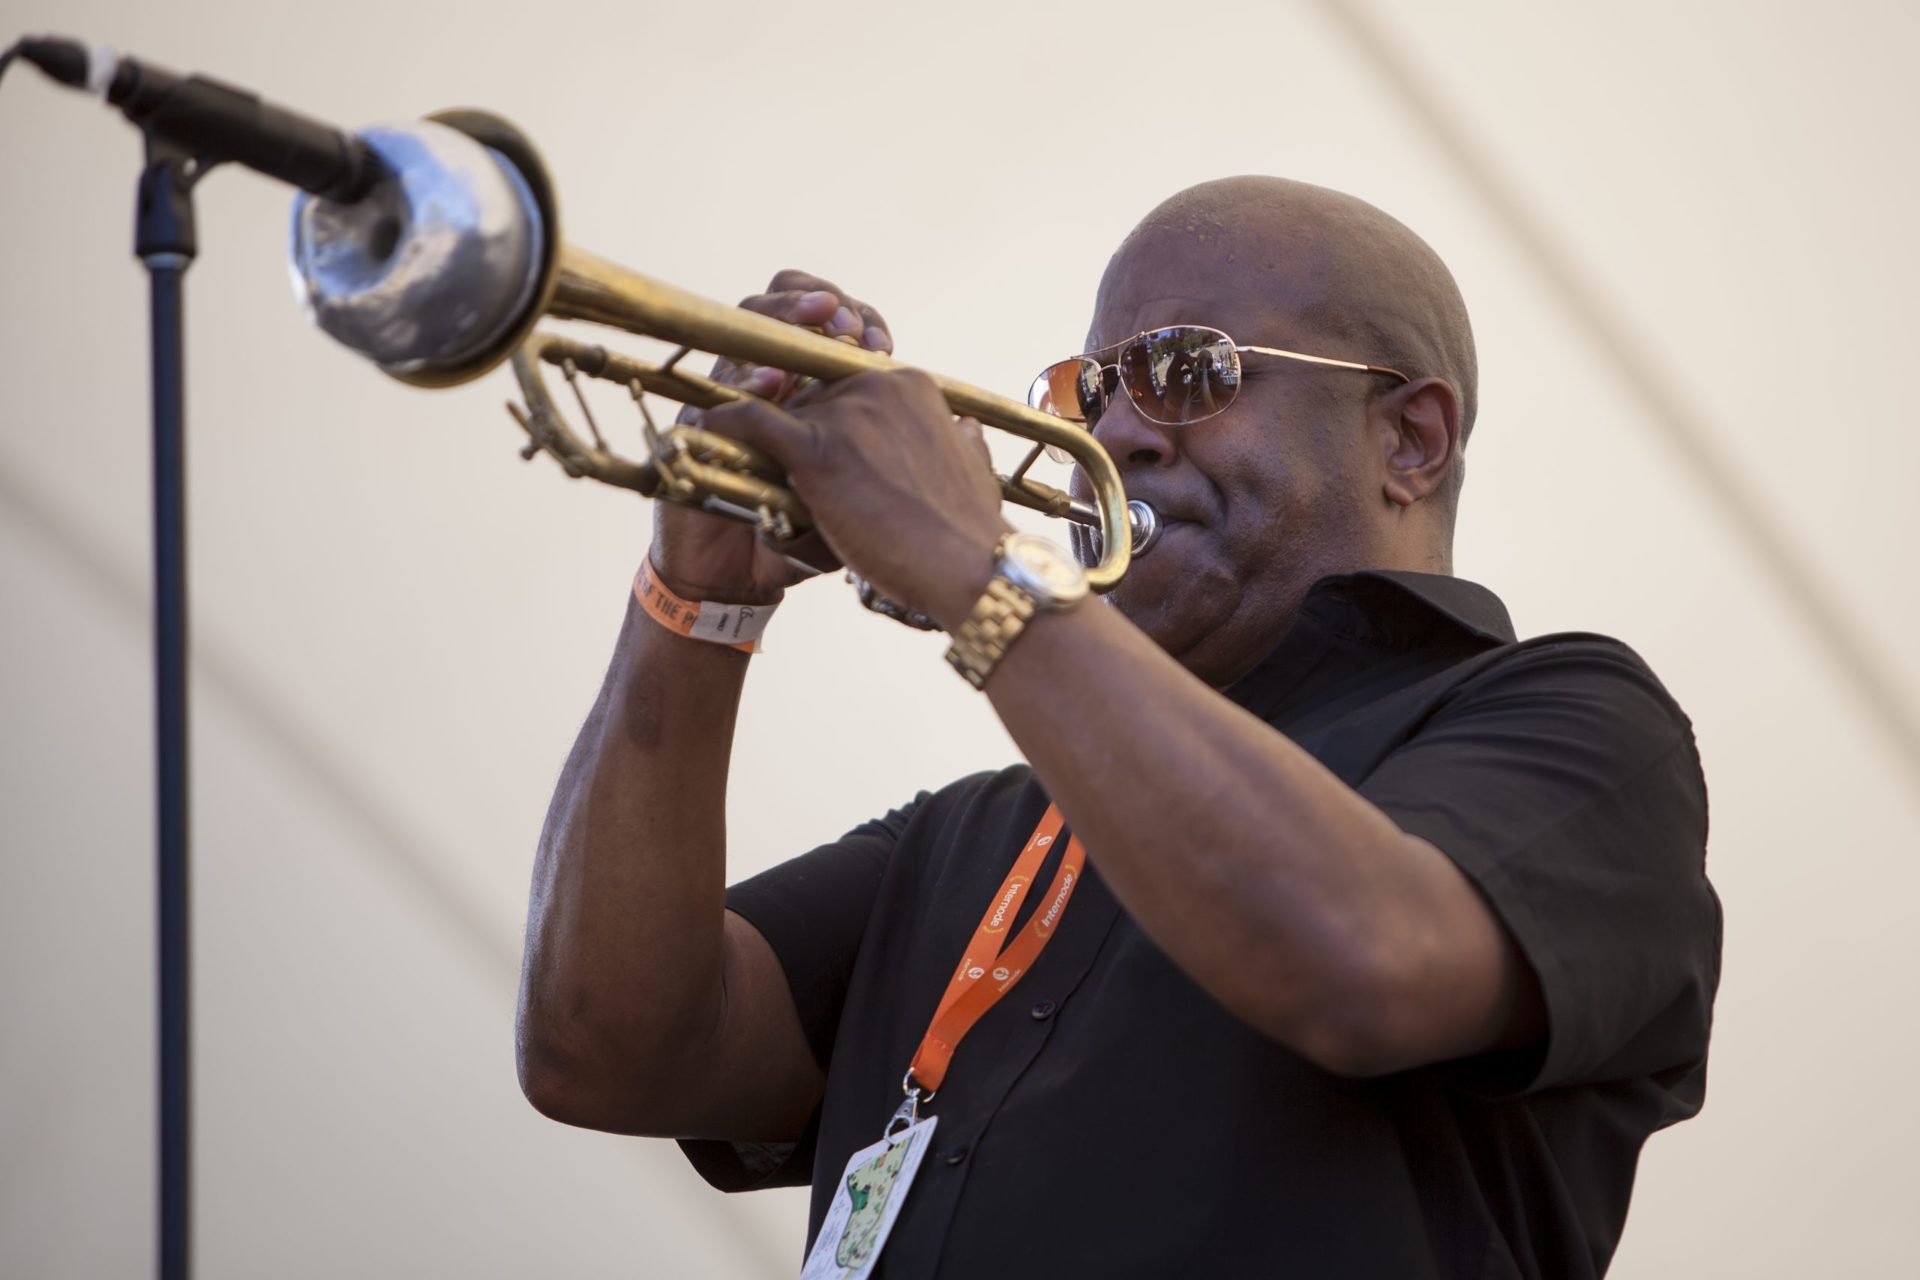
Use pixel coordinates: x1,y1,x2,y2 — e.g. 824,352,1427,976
1118,327,1240,425
1029,358,1108,462
1029,358,1108,422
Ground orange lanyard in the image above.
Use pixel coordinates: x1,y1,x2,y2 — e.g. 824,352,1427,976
906,804,1085,1096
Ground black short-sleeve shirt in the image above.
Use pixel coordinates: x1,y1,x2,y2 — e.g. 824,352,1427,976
681,571,1721,1278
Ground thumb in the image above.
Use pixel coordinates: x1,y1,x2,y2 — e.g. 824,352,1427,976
956,416,991,470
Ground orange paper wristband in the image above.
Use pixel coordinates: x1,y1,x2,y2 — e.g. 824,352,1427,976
632,558,776,654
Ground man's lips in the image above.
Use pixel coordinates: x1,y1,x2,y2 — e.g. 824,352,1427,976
1126,506,1203,565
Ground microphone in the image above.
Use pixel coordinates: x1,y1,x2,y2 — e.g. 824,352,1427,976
11,35,378,201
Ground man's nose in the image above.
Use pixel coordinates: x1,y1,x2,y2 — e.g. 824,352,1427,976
1090,393,1180,471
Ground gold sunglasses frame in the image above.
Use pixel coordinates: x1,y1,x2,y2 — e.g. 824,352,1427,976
1030,325,1412,431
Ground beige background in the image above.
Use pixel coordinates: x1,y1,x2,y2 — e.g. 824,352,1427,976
3,0,1916,1274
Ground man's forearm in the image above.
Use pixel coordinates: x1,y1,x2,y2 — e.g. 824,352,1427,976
516,597,752,1117
981,600,1533,1076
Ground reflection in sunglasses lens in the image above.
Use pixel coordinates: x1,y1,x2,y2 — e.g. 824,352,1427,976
1028,327,1242,463
1122,328,1240,425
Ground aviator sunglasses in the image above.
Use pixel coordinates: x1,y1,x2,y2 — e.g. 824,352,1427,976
1028,325,1411,447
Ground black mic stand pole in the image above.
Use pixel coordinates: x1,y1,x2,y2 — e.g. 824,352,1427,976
136,131,208,1280
7,36,382,1277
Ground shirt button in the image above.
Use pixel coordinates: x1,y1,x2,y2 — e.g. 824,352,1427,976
1030,1000,1057,1020
943,1144,970,1166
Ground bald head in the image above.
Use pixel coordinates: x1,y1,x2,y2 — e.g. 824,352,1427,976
1114,176,1478,440
1074,178,1478,682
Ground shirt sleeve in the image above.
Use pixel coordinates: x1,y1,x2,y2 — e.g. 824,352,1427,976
677,792,926,1192
1358,636,1721,1095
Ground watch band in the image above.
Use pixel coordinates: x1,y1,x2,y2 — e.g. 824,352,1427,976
936,533,1044,690
944,574,1038,690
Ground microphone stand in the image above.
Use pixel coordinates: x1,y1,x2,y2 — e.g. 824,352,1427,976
136,132,209,1280
8,38,379,1277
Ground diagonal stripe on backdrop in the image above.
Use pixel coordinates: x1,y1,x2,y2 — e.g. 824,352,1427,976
1315,0,1920,794
0,454,791,1278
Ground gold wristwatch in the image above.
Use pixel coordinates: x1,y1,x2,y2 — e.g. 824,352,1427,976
944,532,1089,690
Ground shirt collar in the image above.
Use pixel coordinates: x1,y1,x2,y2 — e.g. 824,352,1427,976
1223,571,1516,712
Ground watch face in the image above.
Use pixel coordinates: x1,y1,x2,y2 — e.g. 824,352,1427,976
1002,533,1089,607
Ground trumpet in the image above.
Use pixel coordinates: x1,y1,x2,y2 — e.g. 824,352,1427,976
290,111,1155,620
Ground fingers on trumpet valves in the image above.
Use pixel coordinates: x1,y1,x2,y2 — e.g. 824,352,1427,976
741,367,790,400
753,272,895,354
678,272,897,426
695,392,818,475
676,356,795,429
747,276,893,355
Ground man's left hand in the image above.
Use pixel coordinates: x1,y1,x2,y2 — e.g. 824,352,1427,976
695,368,1009,630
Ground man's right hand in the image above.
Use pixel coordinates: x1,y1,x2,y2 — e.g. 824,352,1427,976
648,269,896,605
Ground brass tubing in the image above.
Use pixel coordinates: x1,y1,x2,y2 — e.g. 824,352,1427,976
300,111,1133,596
544,247,1132,591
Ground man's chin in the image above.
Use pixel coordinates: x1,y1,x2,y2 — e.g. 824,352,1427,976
1110,570,1231,663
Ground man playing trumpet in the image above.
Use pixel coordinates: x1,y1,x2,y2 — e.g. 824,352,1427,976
515,176,1720,1277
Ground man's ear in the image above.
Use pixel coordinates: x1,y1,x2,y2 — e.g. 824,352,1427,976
1378,378,1460,508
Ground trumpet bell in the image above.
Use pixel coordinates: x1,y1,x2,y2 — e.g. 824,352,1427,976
291,112,561,387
